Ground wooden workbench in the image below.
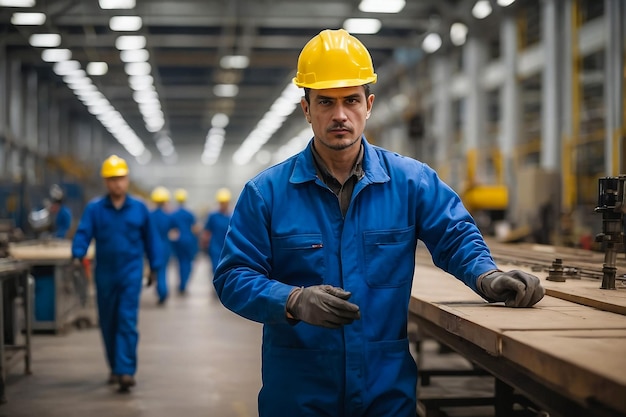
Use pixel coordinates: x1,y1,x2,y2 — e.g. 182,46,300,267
410,248,626,417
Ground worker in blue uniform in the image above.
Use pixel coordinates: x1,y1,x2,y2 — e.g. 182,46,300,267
214,29,545,417
49,184,72,238
71,155,162,392
170,188,198,294
149,186,175,304
201,188,232,276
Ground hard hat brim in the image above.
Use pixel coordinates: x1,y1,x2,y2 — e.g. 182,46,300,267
102,168,129,178
293,75,377,90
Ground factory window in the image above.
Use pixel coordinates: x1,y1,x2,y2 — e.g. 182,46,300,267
580,0,604,23
518,0,541,48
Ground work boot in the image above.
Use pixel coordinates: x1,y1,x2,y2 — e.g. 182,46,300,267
107,373,119,385
118,374,136,392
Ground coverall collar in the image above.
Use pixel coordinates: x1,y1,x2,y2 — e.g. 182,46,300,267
104,193,130,210
290,136,390,185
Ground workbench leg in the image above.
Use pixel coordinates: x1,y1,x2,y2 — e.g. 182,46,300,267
23,273,32,375
0,282,6,403
494,378,514,417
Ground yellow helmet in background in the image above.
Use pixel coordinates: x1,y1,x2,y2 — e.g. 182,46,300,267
293,29,377,90
101,155,129,178
151,186,171,203
215,188,232,203
174,188,188,203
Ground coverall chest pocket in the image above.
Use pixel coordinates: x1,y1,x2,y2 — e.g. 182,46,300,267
124,217,143,243
272,234,325,287
363,226,416,288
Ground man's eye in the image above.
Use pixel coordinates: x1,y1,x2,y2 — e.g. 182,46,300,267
318,100,331,105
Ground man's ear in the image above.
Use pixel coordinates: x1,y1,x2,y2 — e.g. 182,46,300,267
300,98,311,123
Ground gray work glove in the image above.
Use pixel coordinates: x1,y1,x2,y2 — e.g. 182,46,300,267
477,270,545,308
286,285,361,328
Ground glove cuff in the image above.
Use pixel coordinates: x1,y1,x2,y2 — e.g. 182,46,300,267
476,269,502,302
285,287,303,320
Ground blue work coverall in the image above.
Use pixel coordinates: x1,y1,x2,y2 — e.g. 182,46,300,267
53,205,72,238
150,207,175,302
214,137,498,417
72,195,162,377
203,210,231,275
170,207,198,292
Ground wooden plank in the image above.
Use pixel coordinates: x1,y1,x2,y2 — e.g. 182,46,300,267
502,329,626,414
8,241,94,261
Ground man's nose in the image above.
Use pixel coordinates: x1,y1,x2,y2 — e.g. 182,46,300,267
332,103,348,121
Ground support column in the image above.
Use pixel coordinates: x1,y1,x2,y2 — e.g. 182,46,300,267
0,42,7,179
9,59,24,145
25,70,38,152
462,36,488,186
500,12,520,191
541,0,560,171
431,56,452,181
604,0,624,175
49,87,60,155
38,81,50,156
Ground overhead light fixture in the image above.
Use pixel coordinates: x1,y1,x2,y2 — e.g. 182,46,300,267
124,62,151,76
358,0,405,13
109,15,142,31
41,48,71,62
497,0,515,6
98,0,135,9
128,74,153,90
29,33,61,48
211,113,230,128
220,55,249,69
120,48,149,63
86,62,108,76
0,0,35,6
422,33,442,53
472,0,493,19
450,22,468,46
213,84,239,97
11,12,45,25
53,60,80,76
115,35,146,50
343,18,382,34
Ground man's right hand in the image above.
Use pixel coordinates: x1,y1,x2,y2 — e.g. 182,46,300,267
146,270,156,287
72,257,82,268
286,285,361,328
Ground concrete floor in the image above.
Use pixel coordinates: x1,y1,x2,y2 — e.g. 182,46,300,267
0,257,499,417
1,257,262,417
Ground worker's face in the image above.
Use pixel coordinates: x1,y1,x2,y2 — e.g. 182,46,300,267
219,201,229,212
104,176,129,197
301,86,374,152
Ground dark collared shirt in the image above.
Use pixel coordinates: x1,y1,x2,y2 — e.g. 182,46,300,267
311,141,365,217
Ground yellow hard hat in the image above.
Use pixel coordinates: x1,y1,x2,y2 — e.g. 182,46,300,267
151,186,171,203
215,188,232,203
293,29,377,90
174,188,188,203
101,155,129,178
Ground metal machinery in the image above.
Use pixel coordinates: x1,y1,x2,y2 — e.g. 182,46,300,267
595,175,626,290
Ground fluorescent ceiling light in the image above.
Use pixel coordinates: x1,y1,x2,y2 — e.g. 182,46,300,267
343,18,381,34
53,60,80,76
497,0,515,6
120,49,149,63
220,55,249,69
211,113,229,128
115,35,146,50
213,84,239,97
29,33,61,48
124,62,151,76
422,33,442,53
0,0,35,6
11,12,45,25
128,74,154,90
99,0,135,9
86,62,108,76
450,22,468,46
472,0,493,19
109,15,142,31
41,48,71,62
358,0,405,13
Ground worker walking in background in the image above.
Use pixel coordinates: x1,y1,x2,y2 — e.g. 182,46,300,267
71,155,163,393
49,184,72,239
150,186,175,305
201,188,232,276
214,29,545,417
170,188,198,294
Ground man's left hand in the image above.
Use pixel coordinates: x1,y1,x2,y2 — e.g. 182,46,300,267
146,270,156,287
477,270,545,308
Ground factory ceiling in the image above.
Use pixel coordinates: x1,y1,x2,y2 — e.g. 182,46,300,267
0,0,500,165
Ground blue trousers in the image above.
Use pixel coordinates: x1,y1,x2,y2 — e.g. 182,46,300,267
175,248,193,292
156,248,170,302
95,273,143,376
